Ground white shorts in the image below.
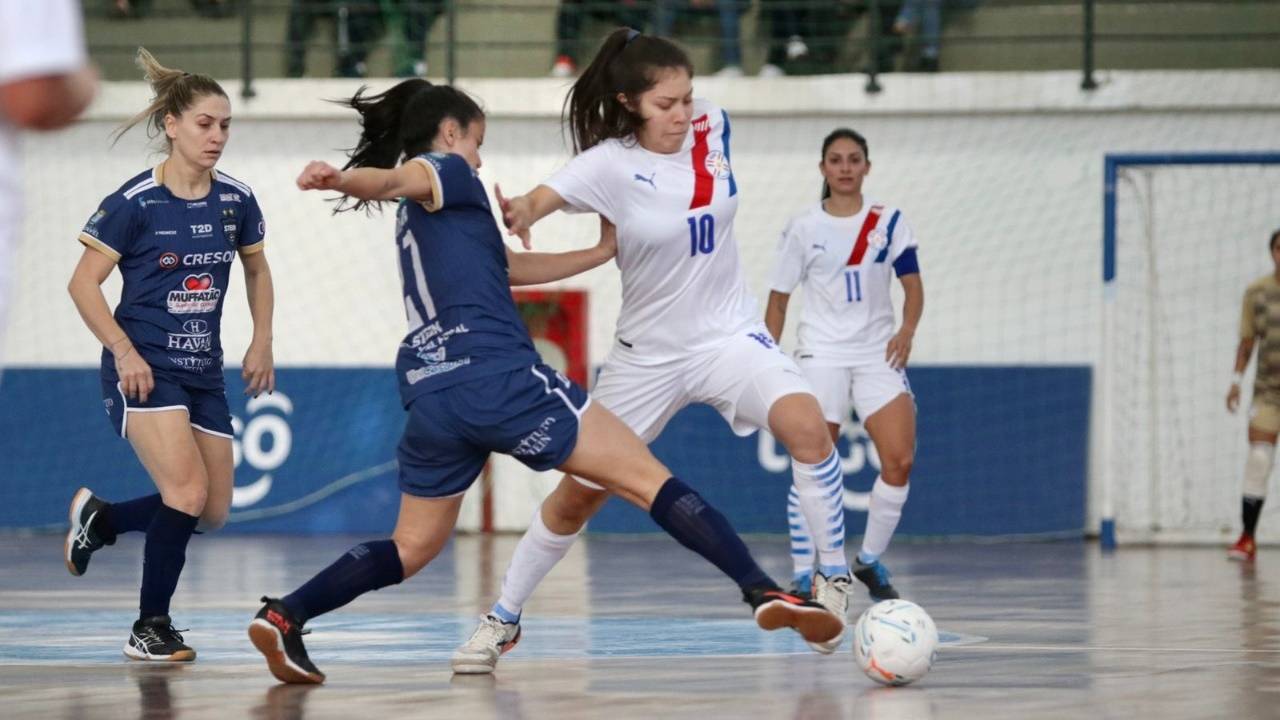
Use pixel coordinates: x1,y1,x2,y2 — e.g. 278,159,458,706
593,324,814,442
798,356,913,426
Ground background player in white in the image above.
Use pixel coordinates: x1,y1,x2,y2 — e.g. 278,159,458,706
0,0,96,375
452,28,861,670
765,128,923,602
1225,228,1280,562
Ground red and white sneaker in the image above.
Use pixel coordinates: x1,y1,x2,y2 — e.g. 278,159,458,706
1228,533,1257,562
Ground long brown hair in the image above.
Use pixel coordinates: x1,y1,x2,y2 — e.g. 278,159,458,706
565,28,693,154
111,47,227,148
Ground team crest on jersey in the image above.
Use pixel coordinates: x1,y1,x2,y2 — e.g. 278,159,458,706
158,252,179,270
867,228,889,251
84,209,107,233
221,207,239,246
704,150,732,179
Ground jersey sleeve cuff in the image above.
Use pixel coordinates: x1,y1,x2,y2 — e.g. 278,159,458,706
409,157,444,212
78,233,121,263
238,241,266,256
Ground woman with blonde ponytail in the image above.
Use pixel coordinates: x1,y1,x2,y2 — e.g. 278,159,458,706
64,48,275,662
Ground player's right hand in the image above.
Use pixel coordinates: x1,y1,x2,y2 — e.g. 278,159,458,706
296,161,342,191
1227,383,1241,413
495,183,533,249
115,343,154,403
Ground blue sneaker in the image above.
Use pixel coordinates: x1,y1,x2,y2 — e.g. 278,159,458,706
852,558,900,601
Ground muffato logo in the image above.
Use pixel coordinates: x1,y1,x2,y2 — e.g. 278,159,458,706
756,420,881,512
230,392,293,508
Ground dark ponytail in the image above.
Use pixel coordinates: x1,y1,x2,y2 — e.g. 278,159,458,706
565,28,693,154
334,78,485,213
819,127,869,200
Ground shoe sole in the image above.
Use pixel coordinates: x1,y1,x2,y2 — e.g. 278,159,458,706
806,632,844,655
755,600,845,644
122,642,196,662
1227,552,1255,562
64,487,92,577
248,619,325,685
451,628,521,675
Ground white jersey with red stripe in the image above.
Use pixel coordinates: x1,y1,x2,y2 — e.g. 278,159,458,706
544,99,758,365
769,199,919,366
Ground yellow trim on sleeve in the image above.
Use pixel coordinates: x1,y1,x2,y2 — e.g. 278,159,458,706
238,241,266,256
78,232,122,263
408,157,444,213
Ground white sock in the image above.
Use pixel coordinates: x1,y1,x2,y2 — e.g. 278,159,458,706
790,449,848,575
859,477,909,562
492,507,579,622
787,486,814,582
1243,442,1275,499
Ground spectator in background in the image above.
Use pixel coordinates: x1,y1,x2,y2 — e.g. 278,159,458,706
759,0,811,77
388,0,447,77
550,0,650,77
0,0,97,378
285,0,383,79
653,0,746,77
893,0,979,72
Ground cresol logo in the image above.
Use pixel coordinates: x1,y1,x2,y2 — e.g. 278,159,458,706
756,420,880,512
230,392,293,507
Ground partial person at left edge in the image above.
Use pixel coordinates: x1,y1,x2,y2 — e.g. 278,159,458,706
0,0,98,378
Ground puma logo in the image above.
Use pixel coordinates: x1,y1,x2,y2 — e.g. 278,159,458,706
633,172,657,190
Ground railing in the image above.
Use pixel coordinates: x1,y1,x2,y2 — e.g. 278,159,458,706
81,0,1280,97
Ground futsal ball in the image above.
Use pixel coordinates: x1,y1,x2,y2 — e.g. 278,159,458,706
852,599,939,686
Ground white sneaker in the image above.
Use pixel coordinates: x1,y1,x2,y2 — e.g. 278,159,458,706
758,63,784,78
786,35,809,60
713,65,744,78
451,614,521,674
807,572,851,654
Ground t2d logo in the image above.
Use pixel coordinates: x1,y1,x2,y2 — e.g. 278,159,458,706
757,420,881,512
230,392,293,508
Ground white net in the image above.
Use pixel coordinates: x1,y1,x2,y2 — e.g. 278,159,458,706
1106,159,1280,543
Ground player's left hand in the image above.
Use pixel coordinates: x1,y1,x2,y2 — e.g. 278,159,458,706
296,161,342,192
886,327,914,370
242,339,275,397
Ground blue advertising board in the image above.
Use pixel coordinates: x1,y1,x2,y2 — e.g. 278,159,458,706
0,366,1089,537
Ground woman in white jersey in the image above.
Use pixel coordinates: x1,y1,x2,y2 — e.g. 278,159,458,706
765,128,922,600
451,29,874,672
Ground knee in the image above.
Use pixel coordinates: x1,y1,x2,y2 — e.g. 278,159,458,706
784,421,835,465
548,482,608,532
879,452,914,484
196,506,228,533
392,533,442,578
164,480,208,518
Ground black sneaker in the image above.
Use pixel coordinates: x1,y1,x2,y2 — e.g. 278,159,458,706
744,586,844,645
64,487,110,577
853,558,901,601
124,615,196,662
249,597,325,684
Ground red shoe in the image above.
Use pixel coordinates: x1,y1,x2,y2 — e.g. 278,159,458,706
1228,533,1257,561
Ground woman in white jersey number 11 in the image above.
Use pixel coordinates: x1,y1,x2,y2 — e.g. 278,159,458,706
766,128,924,605
452,28,886,672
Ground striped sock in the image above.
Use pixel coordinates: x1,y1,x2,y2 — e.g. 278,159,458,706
790,449,849,576
787,486,814,587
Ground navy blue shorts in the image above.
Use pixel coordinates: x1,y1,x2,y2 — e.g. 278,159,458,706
100,375,233,439
398,363,591,498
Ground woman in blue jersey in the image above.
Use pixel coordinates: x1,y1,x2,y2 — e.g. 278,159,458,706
65,49,275,662
245,78,842,685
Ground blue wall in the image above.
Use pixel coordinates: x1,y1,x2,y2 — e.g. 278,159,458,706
0,366,1089,536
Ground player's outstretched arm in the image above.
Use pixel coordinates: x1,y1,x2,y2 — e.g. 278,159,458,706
67,246,154,402
506,216,617,286
496,184,567,249
296,160,435,204
765,291,791,343
0,65,96,130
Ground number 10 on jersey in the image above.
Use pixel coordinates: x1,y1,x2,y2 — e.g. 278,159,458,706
688,213,715,256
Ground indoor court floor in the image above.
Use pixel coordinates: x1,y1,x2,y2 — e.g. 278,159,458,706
1,534,1277,719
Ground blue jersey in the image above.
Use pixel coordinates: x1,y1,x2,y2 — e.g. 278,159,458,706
394,152,538,405
79,166,266,389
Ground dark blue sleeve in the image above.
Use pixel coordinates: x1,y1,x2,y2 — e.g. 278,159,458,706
78,191,141,262
240,192,266,251
416,152,487,212
893,247,920,277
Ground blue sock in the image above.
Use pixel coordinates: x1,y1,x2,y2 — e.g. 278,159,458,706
103,493,163,541
283,540,404,624
139,504,198,619
490,602,520,624
649,478,774,591
857,551,879,566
